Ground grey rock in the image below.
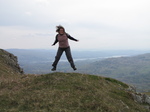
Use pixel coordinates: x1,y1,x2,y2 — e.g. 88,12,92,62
143,94,150,104
126,85,136,92
126,85,150,110
133,93,149,104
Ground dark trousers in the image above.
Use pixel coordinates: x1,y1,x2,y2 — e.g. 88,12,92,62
52,47,75,68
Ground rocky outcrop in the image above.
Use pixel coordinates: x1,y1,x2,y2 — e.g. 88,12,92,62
0,49,23,74
126,85,150,110
131,92,150,110
131,93,150,104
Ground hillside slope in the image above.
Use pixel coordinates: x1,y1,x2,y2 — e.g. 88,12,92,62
81,53,150,92
0,49,149,111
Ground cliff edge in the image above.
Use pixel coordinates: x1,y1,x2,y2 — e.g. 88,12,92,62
0,49,23,75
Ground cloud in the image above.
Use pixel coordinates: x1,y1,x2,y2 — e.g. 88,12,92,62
34,0,49,4
0,0,150,50
25,11,32,16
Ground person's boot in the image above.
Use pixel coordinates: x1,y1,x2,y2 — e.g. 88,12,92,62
73,67,77,71
51,66,56,71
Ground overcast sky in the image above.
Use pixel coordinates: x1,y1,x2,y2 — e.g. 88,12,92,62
0,0,150,50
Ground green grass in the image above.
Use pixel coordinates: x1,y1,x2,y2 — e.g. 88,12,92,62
0,72,148,112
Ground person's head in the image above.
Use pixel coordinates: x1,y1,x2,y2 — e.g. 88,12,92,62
56,25,65,35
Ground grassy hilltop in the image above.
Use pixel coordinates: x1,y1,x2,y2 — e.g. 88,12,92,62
1,72,148,112
0,49,149,112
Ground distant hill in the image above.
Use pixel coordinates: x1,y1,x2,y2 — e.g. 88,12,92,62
0,49,150,111
82,53,150,92
6,49,150,63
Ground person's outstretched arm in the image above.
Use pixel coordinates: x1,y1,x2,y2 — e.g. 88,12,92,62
52,35,58,46
66,33,79,42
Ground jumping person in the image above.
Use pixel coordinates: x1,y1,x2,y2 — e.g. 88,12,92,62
51,25,79,71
